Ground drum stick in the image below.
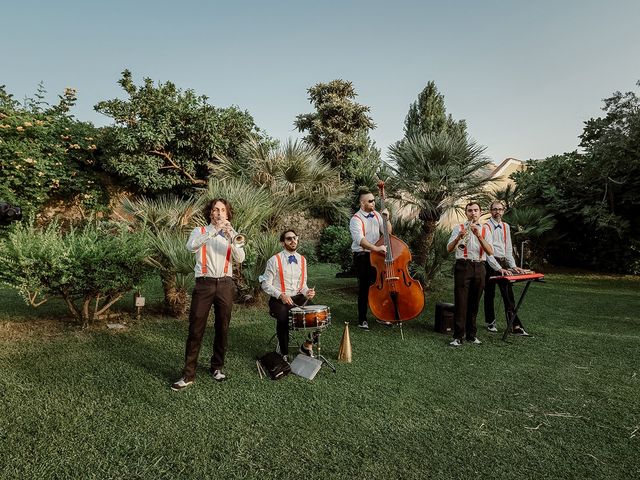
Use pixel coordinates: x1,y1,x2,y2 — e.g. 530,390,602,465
300,286,315,307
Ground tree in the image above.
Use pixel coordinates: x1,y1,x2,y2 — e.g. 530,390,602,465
401,81,467,144
387,132,493,282
95,70,261,195
512,81,640,273
212,137,350,224
294,79,376,181
0,85,105,217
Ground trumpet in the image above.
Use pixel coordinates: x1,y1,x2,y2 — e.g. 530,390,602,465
232,232,245,247
216,220,246,247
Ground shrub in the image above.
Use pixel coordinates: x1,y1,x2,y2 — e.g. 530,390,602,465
318,225,353,272
0,221,153,326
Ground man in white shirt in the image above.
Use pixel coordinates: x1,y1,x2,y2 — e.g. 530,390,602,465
349,189,390,330
447,202,494,347
171,198,245,391
483,200,528,335
261,229,316,360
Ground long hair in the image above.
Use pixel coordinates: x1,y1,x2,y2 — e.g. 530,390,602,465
203,198,234,222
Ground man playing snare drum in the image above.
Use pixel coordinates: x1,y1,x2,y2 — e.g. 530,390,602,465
261,229,315,361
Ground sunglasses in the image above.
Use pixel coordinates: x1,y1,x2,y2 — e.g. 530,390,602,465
366,199,375,203
284,236,298,241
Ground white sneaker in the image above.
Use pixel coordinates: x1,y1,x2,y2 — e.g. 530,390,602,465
212,369,226,382
469,337,482,345
449,338,462,347
358,321,370,330
513,327,530,336
170,377,194,391
486,322,498,333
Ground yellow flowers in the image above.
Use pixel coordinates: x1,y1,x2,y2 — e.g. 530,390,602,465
23,121,33,127
0,124,11,129
16,126,24,132
24,158,36,164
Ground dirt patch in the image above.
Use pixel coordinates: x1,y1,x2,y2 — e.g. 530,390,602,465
0,318,75,342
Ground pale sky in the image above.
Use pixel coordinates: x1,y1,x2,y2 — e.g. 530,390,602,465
2,0,639,164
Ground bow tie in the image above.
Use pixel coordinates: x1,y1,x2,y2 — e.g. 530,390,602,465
218,229,226,236
494,224,502,229
288,255,297,264
365,213,375,218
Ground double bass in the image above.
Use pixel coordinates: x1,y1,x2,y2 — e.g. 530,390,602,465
368,180,425,323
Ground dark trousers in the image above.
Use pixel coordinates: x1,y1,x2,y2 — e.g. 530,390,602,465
484,259,523,329
453,260,486,341
269,294,307,355
354,252,375,323
182,277,236,380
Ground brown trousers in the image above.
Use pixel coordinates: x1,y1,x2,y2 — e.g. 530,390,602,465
453,260,486,341
182,276,236,380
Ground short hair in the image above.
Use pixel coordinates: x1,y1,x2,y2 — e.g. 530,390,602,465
490,200,505,210
358,188,372,200
280,229,298,242
465,201,481,211
203,198,233,222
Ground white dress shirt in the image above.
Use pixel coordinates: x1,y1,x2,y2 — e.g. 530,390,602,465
448,222,490,261
261,251,309,299
349,209,383,252
484,218,516,270
186,225,245,278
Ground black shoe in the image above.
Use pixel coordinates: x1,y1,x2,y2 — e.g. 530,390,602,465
299,341,314,357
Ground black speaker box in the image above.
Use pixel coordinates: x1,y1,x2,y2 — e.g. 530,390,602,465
434,302,454,334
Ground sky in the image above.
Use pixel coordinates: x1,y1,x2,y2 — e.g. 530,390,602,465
2,0,639,165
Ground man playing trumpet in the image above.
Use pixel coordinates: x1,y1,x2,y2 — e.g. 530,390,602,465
171,198,245,391
261,229,315,361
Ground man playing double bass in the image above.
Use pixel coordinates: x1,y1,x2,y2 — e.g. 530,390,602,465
349,189,391,330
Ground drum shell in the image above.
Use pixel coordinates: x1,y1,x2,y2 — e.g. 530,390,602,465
289,305,331,330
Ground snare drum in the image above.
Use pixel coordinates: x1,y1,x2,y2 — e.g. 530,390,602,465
288,305,331,330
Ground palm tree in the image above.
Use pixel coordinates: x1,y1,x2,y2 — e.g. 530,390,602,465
117,195,201,317
387,132,494,273
211,138,350,224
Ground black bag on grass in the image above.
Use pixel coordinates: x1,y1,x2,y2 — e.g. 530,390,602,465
258,352,291,380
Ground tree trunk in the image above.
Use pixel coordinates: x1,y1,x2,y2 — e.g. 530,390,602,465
161,272,189,318
415,216,437,269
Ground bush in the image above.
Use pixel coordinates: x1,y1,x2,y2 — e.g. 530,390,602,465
0,85,108,217
297,239,318,263
0,221,153,326
318,225,353,272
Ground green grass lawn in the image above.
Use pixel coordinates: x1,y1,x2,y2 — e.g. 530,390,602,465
0,265,639,479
